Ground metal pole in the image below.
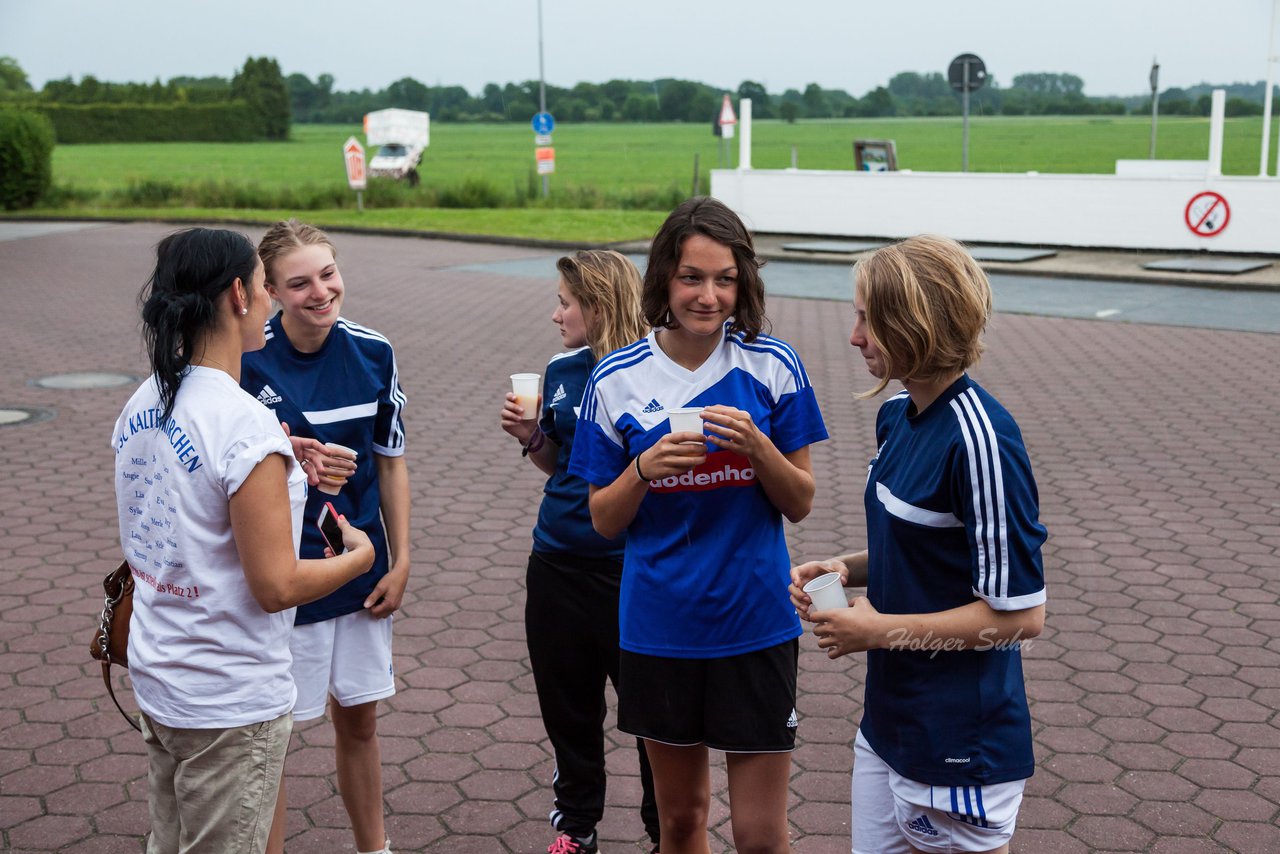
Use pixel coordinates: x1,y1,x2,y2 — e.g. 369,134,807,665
537,0,548,198
1149,58,1160,159
962,59,970,172
692,153,700,196
1260,0,1278,175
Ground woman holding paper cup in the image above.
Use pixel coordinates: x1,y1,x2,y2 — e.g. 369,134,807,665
789,235,1046,854
242,220,409,854
501,250,661,854
116,227,375,853
570,198,829,854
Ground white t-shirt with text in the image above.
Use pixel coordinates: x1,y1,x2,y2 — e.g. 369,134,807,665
112,367,306,728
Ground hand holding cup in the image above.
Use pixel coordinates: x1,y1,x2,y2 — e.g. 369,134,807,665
510,373,541,421
316,443,358,496
790,558,849,621
501,392,540,443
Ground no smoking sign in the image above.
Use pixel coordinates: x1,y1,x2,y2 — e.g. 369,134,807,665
1185,191,1230,237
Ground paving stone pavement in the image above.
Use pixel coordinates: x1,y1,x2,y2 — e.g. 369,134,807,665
1,221,1277,853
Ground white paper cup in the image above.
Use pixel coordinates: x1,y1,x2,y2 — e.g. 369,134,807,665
316,442,358,496
803,572,848,613
511,373,541,420
667,407,705,437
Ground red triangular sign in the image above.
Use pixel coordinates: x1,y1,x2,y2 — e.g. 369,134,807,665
719,94,737,126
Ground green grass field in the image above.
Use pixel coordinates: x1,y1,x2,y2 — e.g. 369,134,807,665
22,115,1278,243
52,115,1279,190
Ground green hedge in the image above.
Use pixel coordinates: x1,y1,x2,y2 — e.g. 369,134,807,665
0,108,54,209
36,102,262,143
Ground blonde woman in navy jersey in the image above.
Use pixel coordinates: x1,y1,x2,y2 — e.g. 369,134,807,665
500,250,660,854
790,235,1046,854
241,220,409,854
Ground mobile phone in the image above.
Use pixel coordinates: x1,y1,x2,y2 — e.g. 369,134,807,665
317,501,346,555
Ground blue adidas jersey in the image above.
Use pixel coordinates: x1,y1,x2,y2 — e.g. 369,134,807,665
569,326,829,658
240,312,407,625
861,376,1046,786
532,347,626,559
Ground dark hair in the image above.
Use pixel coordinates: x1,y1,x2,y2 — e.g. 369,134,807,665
139,228,258,420
641,196,767,342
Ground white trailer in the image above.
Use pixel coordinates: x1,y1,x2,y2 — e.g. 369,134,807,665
363,109,430,186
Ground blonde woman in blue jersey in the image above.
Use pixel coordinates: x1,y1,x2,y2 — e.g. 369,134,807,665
790,235,1046,854
500,250,660,854
571,198,828,854
243,220,410,854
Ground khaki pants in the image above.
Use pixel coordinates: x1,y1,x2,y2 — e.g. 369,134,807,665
141,711,292,854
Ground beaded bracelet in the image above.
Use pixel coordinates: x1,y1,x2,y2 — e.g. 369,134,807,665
521,429,546,457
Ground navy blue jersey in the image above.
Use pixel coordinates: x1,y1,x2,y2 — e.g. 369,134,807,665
861,376,1046,786
571,326,828,659
241,312,406,625
532,346,626,559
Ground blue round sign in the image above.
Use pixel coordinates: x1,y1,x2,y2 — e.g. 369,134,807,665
531,111,555,135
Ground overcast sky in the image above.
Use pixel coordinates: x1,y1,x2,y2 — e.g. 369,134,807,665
2,0,1277,98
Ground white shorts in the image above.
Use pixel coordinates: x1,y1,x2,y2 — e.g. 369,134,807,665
290,610,395,721
852,730,1024,854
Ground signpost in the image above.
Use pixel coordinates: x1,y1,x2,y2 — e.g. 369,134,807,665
948,53,987,172
1149,58,1160,159
535,0,550,198
717,94,737,168
532,110,555,185
343,136,366,211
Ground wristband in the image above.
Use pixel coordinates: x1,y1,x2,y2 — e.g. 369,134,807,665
521,430,545,457
634,453,651,483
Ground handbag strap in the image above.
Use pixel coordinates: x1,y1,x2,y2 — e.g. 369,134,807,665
98,561,141,733
100,660,142,733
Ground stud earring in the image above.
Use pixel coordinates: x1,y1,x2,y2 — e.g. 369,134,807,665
240,308,248,315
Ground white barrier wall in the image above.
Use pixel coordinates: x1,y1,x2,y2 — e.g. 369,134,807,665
710,168,1280,254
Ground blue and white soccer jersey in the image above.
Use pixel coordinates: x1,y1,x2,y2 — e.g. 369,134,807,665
861,375,1046,787
569,325,828,659
241,312,407,625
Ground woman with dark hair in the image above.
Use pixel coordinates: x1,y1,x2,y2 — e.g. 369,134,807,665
570,198,829,853
113,227,374,853
790,235,1046,854
501,250,660,854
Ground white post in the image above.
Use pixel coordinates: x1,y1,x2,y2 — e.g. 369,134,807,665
1208,89,1226,177
1261,0,1278,175
738,98,752,171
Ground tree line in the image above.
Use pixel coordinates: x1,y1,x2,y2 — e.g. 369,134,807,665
1,54,1272,130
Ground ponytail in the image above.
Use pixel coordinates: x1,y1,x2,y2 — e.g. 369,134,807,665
138,229,258,420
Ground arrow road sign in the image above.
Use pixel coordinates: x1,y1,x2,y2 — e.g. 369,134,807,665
343,137,366,191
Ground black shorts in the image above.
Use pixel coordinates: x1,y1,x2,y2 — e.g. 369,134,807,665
617,639,799,753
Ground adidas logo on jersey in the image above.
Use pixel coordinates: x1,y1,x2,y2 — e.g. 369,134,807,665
641,398,664,413
908,815,939,837
551,384,567,405
786,708,798,728
257,385,283,406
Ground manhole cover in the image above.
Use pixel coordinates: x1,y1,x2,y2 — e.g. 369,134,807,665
0,407,55,427
29,372,139,390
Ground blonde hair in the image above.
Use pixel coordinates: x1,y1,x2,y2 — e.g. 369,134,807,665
257,219,338,286
557,250,648,357
853,234,991,398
